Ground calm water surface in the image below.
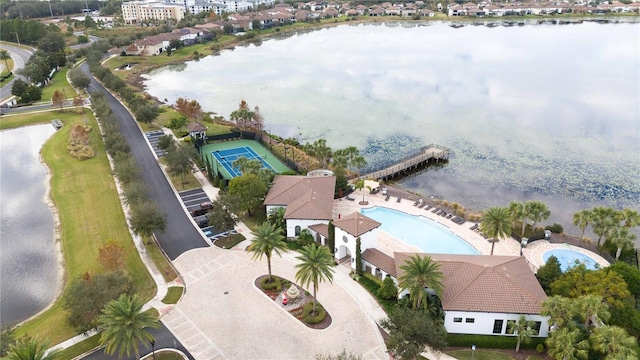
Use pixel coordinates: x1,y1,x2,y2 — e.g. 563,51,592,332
0,124,59,325
144,21,640,239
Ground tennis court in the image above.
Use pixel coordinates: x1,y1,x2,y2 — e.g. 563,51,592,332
201,140,289,180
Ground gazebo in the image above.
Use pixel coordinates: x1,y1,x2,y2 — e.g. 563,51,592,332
185,122,207,139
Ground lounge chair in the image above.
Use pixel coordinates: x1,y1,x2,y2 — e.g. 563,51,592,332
346,195,355,201
385,195,391,201
417,203,426,209
424,205,432,210
432,207,440,213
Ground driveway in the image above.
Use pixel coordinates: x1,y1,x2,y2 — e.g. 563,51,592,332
163,246,388,359
81,63,209,259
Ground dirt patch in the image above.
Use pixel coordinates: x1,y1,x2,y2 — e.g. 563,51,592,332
254,275,332,330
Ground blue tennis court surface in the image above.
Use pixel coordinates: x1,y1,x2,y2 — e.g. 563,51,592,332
212,146,275,178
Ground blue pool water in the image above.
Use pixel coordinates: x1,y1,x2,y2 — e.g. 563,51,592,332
543,249,601,272
360,206,479,255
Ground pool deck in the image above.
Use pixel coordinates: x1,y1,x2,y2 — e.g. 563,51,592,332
333,189,609,272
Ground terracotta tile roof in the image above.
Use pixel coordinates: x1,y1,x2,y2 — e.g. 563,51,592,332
333,212,381,237
264,175,335,220
362,248,397,277
394,253,546,314
308,223,328,238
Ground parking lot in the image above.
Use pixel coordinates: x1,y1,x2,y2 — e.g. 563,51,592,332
178,189,235,242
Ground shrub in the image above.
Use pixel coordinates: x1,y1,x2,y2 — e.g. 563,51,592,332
536,343,545,353
364,272,383,286
377,276,398,300
446,334,546,350
302,301,326,324
545,223,563,233
260,276,281,291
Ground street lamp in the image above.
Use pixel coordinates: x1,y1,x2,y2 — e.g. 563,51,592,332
150,339,156,360
284,146,289,163
471,344,476,360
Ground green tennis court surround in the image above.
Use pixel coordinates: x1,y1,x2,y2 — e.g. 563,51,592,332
201,140,290,181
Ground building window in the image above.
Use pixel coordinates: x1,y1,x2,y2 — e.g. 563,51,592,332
294,226,301,236
493,320,504,334
342,235,348,243
531,321,542,336
506,320,516,334
453,317,462,323
465,318,475,323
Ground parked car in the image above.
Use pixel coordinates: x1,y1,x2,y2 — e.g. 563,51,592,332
191,201,213,217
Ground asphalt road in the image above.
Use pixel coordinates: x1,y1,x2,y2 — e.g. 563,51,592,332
0,43,35,101
81,323,195,360
81,62,209,260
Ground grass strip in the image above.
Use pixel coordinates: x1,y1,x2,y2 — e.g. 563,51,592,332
144,238,178,282
55,334,101,360
0,108,82,130
161,287,183,304
14,109,155,344
446,350,515,360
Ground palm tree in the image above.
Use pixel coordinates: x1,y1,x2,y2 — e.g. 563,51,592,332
0,50,11,74
527,200,550,231
99,294,160,360
6,337,60,360
398,254,444,310
590,325,638,359
247,222,288,283
619,208,640,229
591,207,617,247
608,226,636,260
480,206,512,255
508,201,527,235
508,315,535,352
578,295,609,331
297,228,314,247
294,244,335,316
541,295,576,330
546,328,589,360
573,210,592,240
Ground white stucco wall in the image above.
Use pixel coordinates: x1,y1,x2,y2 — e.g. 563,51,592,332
286,219,328,238
444,311,549,337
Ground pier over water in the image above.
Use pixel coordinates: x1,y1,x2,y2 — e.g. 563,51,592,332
360,144,450,181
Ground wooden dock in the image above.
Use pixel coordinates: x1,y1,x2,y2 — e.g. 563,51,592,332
359,144,450,181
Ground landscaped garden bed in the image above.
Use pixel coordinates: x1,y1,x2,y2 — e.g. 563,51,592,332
254,275,332,330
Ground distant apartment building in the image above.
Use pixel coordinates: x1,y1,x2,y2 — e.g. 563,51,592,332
165,0,276,15
121,1,185,24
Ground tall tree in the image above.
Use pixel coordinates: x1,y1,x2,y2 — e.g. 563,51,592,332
166,144,197,189
508,315,536,352
546,328,589,360
573,210,592,240
253,106,264,133
295,245,335,316
480,206,512,255
129,200,166,238
228,173,267,216
550,265,631,310
229,100,253,131
589,325,638,360
536,255,563,294
0,49,10,72
312,139,331,167
51,89,65,110
380,307,447,360
267,207,286,236
68,68,90,93
327,220,335,253
206,195,239,241
541,295,577,330
6,337,59,360
608,226,636,260
527,200,550,230
577,295,610,331
247,222,288,283
99,294,160,360
355,237,363,275
619,208,640,229
508,201,527,235
398,254,444,310
591,207,617,247
97,240,125,271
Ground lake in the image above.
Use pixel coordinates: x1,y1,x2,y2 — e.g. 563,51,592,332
143,20,639,240
0,124,59,326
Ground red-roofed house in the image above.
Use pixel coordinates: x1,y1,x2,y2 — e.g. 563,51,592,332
389,253,550,337
331,212,381,266
263,175,336,237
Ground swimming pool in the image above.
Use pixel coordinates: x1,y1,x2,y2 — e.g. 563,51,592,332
543,249,601,271
360,206,479,255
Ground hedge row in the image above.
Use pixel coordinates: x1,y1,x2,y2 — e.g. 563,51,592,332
446,333,546,350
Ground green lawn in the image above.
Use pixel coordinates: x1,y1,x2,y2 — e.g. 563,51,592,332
161,286,183,304
55,334,101,360
0,109,81,130
447,349,515,360
144,237,178,282
13,110,155,344
40,68,78,102
214,233,246,249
